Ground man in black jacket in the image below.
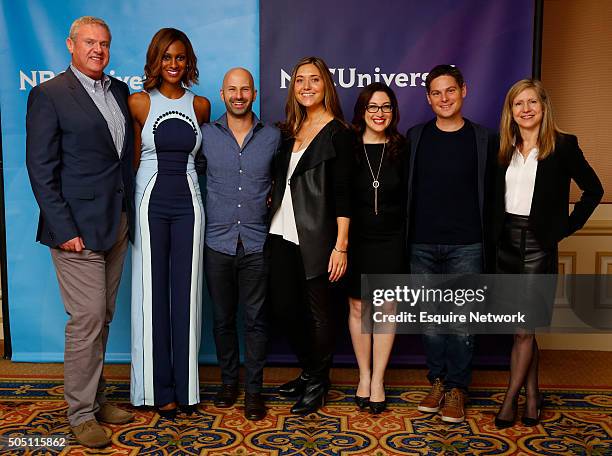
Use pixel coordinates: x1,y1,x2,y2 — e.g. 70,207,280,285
406,65,495,424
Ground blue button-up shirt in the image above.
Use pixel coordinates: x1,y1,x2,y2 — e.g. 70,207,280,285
200,113,280,256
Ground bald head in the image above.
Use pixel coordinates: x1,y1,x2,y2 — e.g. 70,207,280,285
221,67,257,118
222,67,254,89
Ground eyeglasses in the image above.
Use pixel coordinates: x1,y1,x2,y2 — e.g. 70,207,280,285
366,104,393,113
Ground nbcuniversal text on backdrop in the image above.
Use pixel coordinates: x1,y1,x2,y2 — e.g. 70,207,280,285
20,67,431,92
19,70,143,90
279,67,430,89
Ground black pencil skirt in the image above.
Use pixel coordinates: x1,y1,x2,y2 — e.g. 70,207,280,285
496,213,558,329
497,213,558,274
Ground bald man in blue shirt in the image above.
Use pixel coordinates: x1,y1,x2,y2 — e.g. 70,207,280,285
199,68,280,421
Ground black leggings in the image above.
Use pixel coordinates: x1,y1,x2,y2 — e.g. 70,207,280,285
268,234,334,380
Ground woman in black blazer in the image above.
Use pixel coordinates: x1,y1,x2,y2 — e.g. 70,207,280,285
268,56,351,415
493,79,603,429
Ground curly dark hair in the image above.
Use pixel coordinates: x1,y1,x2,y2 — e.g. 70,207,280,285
351,82,405,161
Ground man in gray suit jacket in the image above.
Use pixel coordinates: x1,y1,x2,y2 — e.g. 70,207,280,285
26,16,135,448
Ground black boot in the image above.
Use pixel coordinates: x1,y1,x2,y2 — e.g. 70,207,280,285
244,392,267,421
278,372,311,398
290,378,329,415
214,384,239,408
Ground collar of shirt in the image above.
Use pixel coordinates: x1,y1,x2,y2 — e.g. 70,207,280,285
511,147,538,164
70,64,111,93
214,112,264,138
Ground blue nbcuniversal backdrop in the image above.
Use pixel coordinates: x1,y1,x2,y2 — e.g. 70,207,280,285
0,0,533,362
0,0,259,362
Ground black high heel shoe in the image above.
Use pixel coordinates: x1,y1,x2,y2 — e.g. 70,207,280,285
354,395,370,410
369,399,387,414
494,397,518,429
157,403,177,420
369,384,387,414
521,393,544,426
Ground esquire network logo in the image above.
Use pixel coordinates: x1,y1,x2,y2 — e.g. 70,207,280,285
279,67,429,89
19,70,143,91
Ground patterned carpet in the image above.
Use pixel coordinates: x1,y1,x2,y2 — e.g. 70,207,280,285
1,374,611,455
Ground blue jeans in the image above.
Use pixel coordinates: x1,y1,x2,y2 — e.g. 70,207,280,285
410,243,482,390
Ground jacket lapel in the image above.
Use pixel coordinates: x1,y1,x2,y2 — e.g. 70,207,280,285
497,163,509,215
531,153,550,216
279,140,292,179
270,142,293,217
65,67,117,154
291,120,337,177
473,123,488,215
407,123,424,196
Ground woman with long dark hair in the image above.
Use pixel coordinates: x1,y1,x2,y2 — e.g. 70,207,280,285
347,83,407,414
269,56,351,415
493,79,602,428
129,28,210,418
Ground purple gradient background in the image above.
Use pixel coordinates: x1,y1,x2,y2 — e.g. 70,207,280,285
260,0,531,365
260,0,534,132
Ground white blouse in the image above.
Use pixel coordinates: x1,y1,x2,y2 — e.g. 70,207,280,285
505,147,538,216
269,149,306,244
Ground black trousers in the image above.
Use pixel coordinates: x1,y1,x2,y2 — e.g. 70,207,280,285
204,243,268,393
268,235,334,380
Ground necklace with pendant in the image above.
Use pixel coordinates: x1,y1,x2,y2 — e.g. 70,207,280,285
363,142,385,215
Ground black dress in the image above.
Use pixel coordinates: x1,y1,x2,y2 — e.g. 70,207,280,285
347,142,408,298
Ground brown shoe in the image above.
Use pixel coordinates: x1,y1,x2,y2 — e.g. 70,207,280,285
71,419,111,448
418,378,445,413
440,388,466,423
95,403,135,424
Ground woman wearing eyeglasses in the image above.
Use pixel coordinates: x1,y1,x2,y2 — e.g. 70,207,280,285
346,83,407,414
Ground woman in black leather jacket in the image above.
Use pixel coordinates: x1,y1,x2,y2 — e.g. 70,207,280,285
269,56,352,415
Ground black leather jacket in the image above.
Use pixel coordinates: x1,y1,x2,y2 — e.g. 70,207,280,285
270,119,352,279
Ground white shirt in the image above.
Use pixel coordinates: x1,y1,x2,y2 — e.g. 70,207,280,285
269,149,306,244
505,147,538,216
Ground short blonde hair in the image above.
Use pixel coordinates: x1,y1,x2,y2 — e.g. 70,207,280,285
69,16,111,41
